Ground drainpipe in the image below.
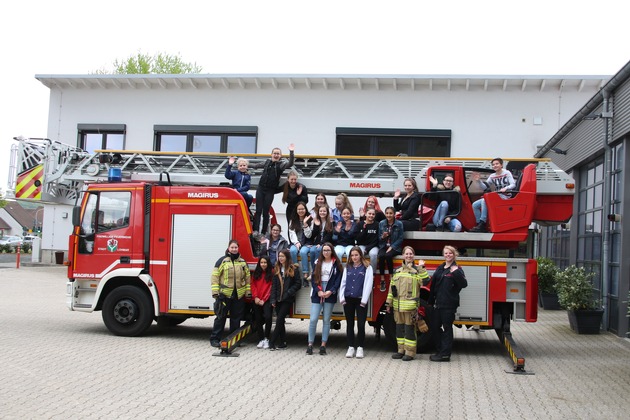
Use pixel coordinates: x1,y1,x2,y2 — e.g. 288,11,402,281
601,90,612,330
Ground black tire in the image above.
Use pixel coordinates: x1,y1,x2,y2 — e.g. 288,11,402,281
156,316,187,327
102,286,153,336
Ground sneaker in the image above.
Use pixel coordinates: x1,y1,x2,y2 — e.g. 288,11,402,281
302,274,310,288
306,345,313,355
430,354,451,362
469,221,487,233
391,352,404,359
262,338,270,349
210,340,220,348
355,347,364,359
402,355,414,361
379,278,386,292
319,346,327,355
277,343,288,350
257,339,265,349
435,225,445,232
345,347,355,358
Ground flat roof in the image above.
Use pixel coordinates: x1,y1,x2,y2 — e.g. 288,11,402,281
35,73,609,92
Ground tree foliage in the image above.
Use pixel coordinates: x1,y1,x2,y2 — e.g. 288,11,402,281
100,52,203,74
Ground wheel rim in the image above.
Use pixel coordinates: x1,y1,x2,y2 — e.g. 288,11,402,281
113,299,138,324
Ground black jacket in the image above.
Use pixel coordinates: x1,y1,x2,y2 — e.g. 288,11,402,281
394,191,421,221
254,151,295,190
428,262,468,309
353,220,379,251
270,264,302,304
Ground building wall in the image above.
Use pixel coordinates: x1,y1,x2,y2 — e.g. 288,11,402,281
538,61,630,338
45,84,596,158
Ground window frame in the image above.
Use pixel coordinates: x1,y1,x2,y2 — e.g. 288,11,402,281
154,125,258,153
77,124,126,153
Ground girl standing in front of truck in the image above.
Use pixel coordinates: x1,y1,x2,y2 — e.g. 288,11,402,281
251,256,273,349
269,250,302,350
306,242,343,356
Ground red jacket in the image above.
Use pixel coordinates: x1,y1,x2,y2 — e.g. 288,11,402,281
251,274,272,302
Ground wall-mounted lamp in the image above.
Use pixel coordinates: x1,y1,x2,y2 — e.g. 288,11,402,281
551,147,567,155
583,111,613,120
608,214,622,223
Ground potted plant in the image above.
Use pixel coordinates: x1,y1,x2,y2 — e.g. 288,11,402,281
555,265,603,334
536,257,561,310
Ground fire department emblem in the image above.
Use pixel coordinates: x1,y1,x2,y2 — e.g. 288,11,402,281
107,238,118,252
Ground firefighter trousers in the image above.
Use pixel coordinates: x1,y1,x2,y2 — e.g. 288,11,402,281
394,310,417,357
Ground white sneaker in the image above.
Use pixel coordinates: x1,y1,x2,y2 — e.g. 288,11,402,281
262,338,270,349
257,339,265,349
356,347,364,359
345,347,355,358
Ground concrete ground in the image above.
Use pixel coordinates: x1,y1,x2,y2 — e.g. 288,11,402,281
1,265,629,419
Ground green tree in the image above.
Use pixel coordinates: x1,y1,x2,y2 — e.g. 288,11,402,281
98,52,203,74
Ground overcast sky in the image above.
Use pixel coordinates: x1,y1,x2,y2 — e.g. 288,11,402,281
1,0,629,192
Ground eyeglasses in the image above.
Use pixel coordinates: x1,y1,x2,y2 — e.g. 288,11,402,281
271,229,280,232
444,179,453,182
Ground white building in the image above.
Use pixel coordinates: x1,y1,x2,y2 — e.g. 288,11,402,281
26,73,606,262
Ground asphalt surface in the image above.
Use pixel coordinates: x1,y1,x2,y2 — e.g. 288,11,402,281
1,265,630,419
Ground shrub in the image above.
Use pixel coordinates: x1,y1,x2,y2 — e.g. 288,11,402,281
0,244,11,253
21,243,31,253
556,265,599,311
537,257,559,293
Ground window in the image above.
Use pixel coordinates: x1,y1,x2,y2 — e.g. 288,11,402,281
154,125,257,154
78,124,126,154
576,156,605,299
336,127,451,156
79,191,131,254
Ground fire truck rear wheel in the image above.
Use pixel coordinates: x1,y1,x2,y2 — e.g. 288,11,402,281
102,286,153,336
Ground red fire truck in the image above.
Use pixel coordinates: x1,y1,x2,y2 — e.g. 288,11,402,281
9,139,574,371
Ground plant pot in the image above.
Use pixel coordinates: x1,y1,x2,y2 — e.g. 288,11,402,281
567,309,604,334
540,292,561,310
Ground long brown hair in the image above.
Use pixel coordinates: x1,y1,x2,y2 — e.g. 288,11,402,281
274,249,296,277
347,246,370,269
312,242,342,286
315,205,333,233
281,170,300,204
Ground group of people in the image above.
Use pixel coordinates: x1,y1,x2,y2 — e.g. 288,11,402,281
214,146,516,359
210,237,467,362
225,146,515,242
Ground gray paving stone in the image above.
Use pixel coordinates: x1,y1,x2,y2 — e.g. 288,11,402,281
1,266,630,419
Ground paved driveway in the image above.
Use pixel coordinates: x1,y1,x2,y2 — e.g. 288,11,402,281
1,266,629,419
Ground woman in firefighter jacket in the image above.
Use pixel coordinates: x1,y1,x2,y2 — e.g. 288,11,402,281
210,240,251,348
386,246,429,361
428,245,468,362
307,243,343,356
268,249,302,350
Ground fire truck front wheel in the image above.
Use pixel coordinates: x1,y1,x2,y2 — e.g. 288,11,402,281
102,286,154,336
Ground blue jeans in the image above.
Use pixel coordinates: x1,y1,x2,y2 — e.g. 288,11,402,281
472,198,487,223
308,301,335,344
309,245,322,270
298,245,314,275
359,246,379,274
433,201,462,232
334,244,354,261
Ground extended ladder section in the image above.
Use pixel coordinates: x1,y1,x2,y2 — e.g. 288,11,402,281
9,137,574,208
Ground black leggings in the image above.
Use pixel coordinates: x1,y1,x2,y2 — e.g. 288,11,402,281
253,300,273,341
378,247,398,275
343,297,368,347
269,301,292,347
254,187,275,234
